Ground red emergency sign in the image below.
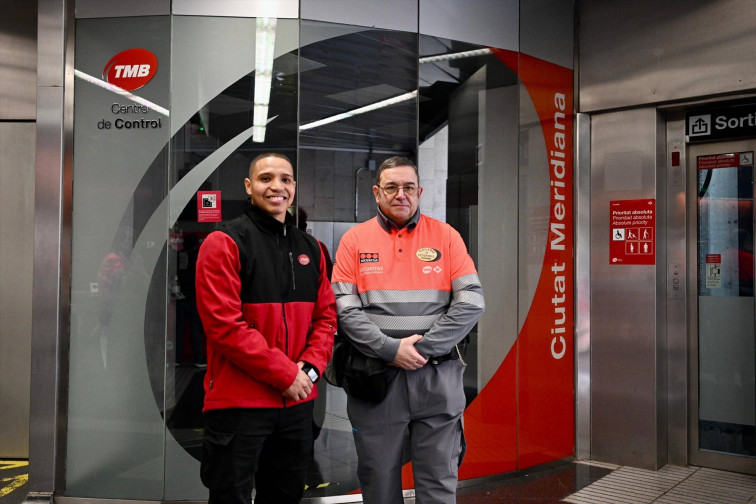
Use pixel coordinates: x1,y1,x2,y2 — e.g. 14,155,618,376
197,191,222,223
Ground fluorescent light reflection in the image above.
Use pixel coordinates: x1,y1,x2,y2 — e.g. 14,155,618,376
298,49,489,132
73,69,170,116
419,48,492,64
299,90,418,131
253,17,277,142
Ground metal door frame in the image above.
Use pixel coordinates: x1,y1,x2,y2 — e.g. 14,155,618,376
686,136,756,475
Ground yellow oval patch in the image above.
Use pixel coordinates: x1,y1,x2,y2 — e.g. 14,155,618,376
416,247,439,262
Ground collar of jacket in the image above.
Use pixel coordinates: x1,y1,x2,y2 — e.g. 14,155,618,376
376,207,420,234
245,203,293,235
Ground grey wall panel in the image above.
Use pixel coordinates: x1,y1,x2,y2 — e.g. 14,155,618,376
0,123,35,458
29,0,74,493
0,0,36,119
520,0,574,69
30,85,68,494
173,0,297,18
0,0,37,461
75,0,170,18
665,116,688,466
302,0,416,31
578,0,756,112
653,112,668,468
575,113,591,460
590,108,664,469
38,0,65,88
419,0,518,50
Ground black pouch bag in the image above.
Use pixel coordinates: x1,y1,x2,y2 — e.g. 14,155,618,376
325,333,390,402
324,332,348,387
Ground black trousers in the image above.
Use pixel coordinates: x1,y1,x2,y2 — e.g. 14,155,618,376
201,402,314,504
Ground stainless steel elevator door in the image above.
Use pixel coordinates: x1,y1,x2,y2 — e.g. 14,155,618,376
689,139,756,474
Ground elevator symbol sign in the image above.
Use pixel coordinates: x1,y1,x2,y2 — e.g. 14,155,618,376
610,199,656,265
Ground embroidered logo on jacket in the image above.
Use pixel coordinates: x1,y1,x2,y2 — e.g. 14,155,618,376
298,254,310,265
416,247,441,262
359,253,380,263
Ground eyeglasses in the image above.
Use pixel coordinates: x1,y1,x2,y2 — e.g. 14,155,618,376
378,184,418,196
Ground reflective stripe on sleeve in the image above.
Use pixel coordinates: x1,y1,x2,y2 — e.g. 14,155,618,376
452,289,485,309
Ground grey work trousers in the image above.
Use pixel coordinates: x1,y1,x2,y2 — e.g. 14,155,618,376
347,359,467,504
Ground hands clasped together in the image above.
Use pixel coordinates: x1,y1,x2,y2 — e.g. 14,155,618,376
282,361,314,401
390,334,427,371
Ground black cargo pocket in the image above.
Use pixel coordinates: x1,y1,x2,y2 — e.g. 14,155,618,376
200,427,237,490
451,418,467,470
458,425,467,467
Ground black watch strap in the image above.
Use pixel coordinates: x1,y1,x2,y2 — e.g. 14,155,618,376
302,363,319,383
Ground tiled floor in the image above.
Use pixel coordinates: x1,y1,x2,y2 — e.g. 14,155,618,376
3,458,756,503
451,460,614,504
563,462,756,504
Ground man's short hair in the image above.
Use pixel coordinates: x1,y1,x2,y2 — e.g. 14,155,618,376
375,156,418,186
249,152,293,177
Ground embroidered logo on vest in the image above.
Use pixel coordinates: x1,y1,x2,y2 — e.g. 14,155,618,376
360,253,380,263
416,247,441,262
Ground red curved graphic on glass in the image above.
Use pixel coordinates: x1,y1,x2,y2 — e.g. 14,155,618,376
402,49,575,486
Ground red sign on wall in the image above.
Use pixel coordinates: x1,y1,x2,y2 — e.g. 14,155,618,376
102,48,158,91
197,191,221,222
610,199,656,265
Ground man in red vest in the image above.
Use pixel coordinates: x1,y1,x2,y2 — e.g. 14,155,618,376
196,153,336,504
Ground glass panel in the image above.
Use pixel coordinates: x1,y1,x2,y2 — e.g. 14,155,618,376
697,152,756,458
420,37,522,478
298,14,523,492
418,37,519,405
67,7,560,500
297,19,419,498
164,16,300,500
68,16,171,499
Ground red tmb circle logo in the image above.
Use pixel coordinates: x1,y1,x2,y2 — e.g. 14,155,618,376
103,48,158,91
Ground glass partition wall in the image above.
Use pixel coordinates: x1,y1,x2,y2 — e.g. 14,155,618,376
68,6,571,501
68,15,173,500
164,16,302,500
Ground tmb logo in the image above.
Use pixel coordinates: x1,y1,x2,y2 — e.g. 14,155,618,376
103,48,158,91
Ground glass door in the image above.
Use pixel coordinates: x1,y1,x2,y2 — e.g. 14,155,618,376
690,139,756,474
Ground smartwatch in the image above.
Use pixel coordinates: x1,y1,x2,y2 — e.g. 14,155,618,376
302,362,319,384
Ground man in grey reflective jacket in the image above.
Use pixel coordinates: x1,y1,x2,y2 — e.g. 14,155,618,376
331,156,485,503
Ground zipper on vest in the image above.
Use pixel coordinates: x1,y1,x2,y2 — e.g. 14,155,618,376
282,298,289,408
281,226,293,407
288,251,296,290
